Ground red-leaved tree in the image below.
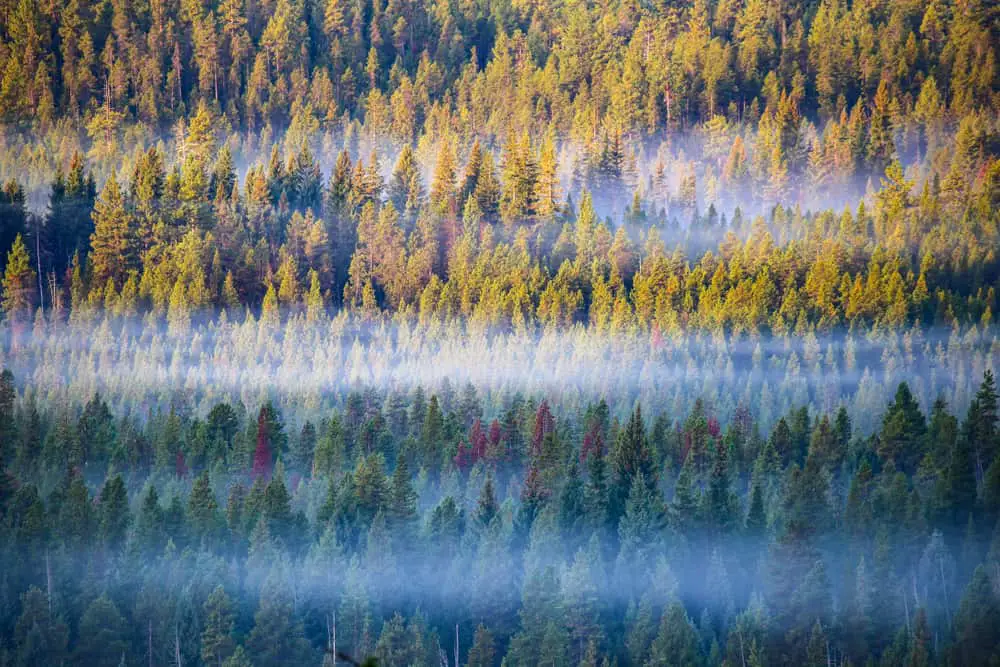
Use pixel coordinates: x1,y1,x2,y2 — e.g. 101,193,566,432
531,400,555,457
252,407,272,478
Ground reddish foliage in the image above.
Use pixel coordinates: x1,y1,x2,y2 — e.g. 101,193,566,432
733,404,752,437
485,419,505,466
531,400,555,457
454,441,472,473
469,419,488,461
456,419,490,474
650,323,663,351
520,462,549,504
581,423,605,462
488,419,502,449
175,451,188,478
707,416,721,438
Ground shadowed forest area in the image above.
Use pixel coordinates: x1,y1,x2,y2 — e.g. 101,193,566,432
1,0,1000,664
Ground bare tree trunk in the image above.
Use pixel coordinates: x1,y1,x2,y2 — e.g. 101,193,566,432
454,623,459,667
175,623,183,667
149,620,154,667
35,220,44,313
45,551,52,614
664,85,671,130
903,582,911,634
939,555,952,629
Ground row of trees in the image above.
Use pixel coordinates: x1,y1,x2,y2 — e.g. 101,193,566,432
1,308,998,448
0,0,995,136
1,111,997,337
1,366,1000,665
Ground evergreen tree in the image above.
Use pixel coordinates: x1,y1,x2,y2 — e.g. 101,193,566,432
648,601,702,667
74,596,128,667
13,586,68,667
247,582,315,666
611,405,655,524
951,565,1000,665
1,233,35,326
474,475,500,531
706,441,739,536
201,585,236,667
466,624,495,667
98,474,130,552
188,471,222,545
89,177,137,288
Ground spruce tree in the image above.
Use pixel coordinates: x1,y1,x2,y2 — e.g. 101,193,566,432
74,596,128,667
188,471,222,546
98,474,130,552
14,586,69,667
89,177,137,288
201,585,236,667
1,233,35,326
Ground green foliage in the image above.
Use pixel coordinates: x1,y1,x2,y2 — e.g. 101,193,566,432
0,360,997,664
1,0,1000,642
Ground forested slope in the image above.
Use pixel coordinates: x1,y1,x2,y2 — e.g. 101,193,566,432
1,0,1000,664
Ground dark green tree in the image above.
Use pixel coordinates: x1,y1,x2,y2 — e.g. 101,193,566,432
201,585,236,667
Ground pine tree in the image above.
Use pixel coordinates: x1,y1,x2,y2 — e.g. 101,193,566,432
706,441,738,536
264,465,295,546
0,180,27,272
89,177,137,288
201,585,236,667
75,596,128,667
879,382,927,470
421,396,445,472
474,475,500,531
0,369,15,463
188,471,222,545
745,482,767,540
56,469,94,549
291,421,317,472
971,370,999,477
558,458,586,549
671,451,701,539
253,401,286,477
611,405,655,524
388,458,418,548
2,233,35,326
532,131,560,222
805,620,828,667
247,582,315,665
648,601,702,666
98,474,130,552
14,586,69,667
946,417,978,529
907,607,932,667
538,620,570,667
135,484,165,555
951,566,1000,665
466,624,496,667
221,646,253,667
618,472,665,562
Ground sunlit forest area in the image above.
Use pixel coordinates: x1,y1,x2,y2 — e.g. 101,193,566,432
0,0,999,663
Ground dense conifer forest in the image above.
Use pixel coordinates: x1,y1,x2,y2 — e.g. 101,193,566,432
1,0,1000,663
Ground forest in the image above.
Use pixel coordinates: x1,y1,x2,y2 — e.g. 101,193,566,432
0,0,999,663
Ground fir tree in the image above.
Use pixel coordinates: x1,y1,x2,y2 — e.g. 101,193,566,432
201,585,236,667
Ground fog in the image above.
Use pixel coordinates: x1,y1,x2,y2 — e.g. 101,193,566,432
3,312,991,665
6,123,888,243
3,313,996,438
